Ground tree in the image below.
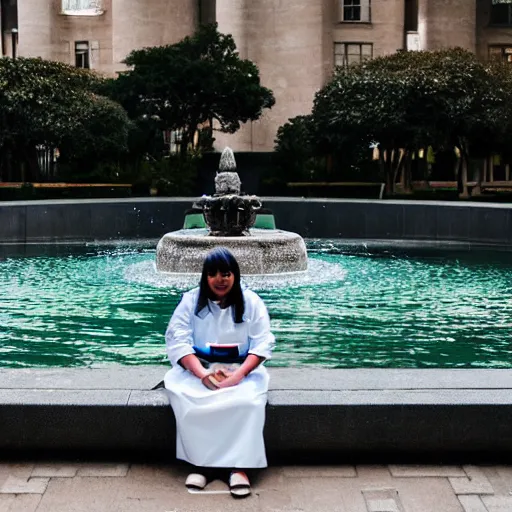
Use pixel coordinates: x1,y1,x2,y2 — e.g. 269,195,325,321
311,49,512,195
107,23,275,155
312,52,416,193
57,95,132,181
0,57,130,182
274,115,316,182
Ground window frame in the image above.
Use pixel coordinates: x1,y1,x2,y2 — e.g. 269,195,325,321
61,0,104,16
489,45,512,63
75,41,90,69
490,2,512,26
340,0,371,23
334,42,373,68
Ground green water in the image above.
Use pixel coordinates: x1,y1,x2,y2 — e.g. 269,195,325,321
1,241,512,369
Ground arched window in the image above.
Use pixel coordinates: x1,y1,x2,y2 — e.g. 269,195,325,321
62,0,103,16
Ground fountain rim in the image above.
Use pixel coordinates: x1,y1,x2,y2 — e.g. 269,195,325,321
2,197,512,248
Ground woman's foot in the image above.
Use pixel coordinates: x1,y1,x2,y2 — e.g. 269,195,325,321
185,473,207,490
229,471,251,498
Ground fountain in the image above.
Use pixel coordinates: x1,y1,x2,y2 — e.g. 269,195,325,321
156,148,308,274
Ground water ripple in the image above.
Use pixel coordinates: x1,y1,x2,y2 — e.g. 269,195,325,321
1,242,512,369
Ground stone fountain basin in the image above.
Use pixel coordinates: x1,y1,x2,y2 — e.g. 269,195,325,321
156,228,308,274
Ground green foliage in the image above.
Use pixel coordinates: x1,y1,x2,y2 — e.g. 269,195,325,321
0,57,130,182
107,23,275,152
132,154,199,196
274,115,317,181
310,48,512,193
58,95,131,173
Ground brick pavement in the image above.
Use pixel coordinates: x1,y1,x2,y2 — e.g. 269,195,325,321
1,462,511,511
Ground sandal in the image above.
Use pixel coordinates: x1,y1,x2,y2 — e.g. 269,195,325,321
185,473,207,490
229,471,251,498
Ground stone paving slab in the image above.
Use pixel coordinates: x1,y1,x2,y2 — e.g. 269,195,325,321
0,462,510,511
0,494,41,512
269,389,512,405
31,463,78,478
75,463,130,477
128,389,169,406
0,476,49,494
450,466,495,495
2,368,512,392
3,387,512,407
0,464,34,482
389,464,467,477
391,478,464,512
0,389,130,405
362,488,405,512
459,495,488,512
35,477,124,512
481,495,512,511
282,465,356,478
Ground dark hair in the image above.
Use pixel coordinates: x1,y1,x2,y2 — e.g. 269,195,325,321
195,247,245,323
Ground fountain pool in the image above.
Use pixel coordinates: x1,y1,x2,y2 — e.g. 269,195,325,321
1,240,512,370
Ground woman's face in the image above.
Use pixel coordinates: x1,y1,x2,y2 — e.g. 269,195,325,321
207,270,235,300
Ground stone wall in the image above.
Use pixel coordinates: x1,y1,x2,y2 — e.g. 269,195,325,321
16,0,197,74
2,198,512,247
215,0,326,152
2,367,512,459
10,1,504,151
332,0,405,59
419,0,477,52
112,0,197,74
17,0,55,61
476,0,512,61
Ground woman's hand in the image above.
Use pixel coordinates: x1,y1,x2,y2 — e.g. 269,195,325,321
215,371,244,388
201,369,230,390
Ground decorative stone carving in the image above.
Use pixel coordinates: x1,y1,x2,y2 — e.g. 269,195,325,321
194,147,261,236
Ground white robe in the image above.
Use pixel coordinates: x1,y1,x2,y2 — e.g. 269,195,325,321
164,288,275,468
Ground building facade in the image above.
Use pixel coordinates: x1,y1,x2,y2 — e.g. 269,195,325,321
1,0,512,151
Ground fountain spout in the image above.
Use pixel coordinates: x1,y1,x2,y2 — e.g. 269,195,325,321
194,148,261,236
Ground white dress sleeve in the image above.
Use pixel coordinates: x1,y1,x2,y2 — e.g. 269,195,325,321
165,291,197,367
247,292,275,361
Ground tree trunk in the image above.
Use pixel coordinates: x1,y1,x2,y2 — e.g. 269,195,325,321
460,157,469,198
25,145,40,182
393,149,407,192
379,149,394,195
403,151,413,193
457,143,470,198
472,158,484,196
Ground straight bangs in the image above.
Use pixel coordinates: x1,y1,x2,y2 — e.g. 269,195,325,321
203,250,235,276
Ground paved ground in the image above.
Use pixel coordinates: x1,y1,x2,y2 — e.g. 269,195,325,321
1,462,511,511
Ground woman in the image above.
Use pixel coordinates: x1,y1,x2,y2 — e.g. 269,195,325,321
164,247,275,498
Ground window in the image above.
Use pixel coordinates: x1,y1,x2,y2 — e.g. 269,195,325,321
163,129,183,154
334,42,373,67
62,0,103,16
490,1,512,26
75,41,90,69
340,0,371,23
404,0,418,32
489,45,512,63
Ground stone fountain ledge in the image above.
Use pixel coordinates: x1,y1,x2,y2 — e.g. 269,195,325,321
1,367,512,461
2,197,512,247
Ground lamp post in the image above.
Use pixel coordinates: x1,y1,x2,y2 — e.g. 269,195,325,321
11,28,18,60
